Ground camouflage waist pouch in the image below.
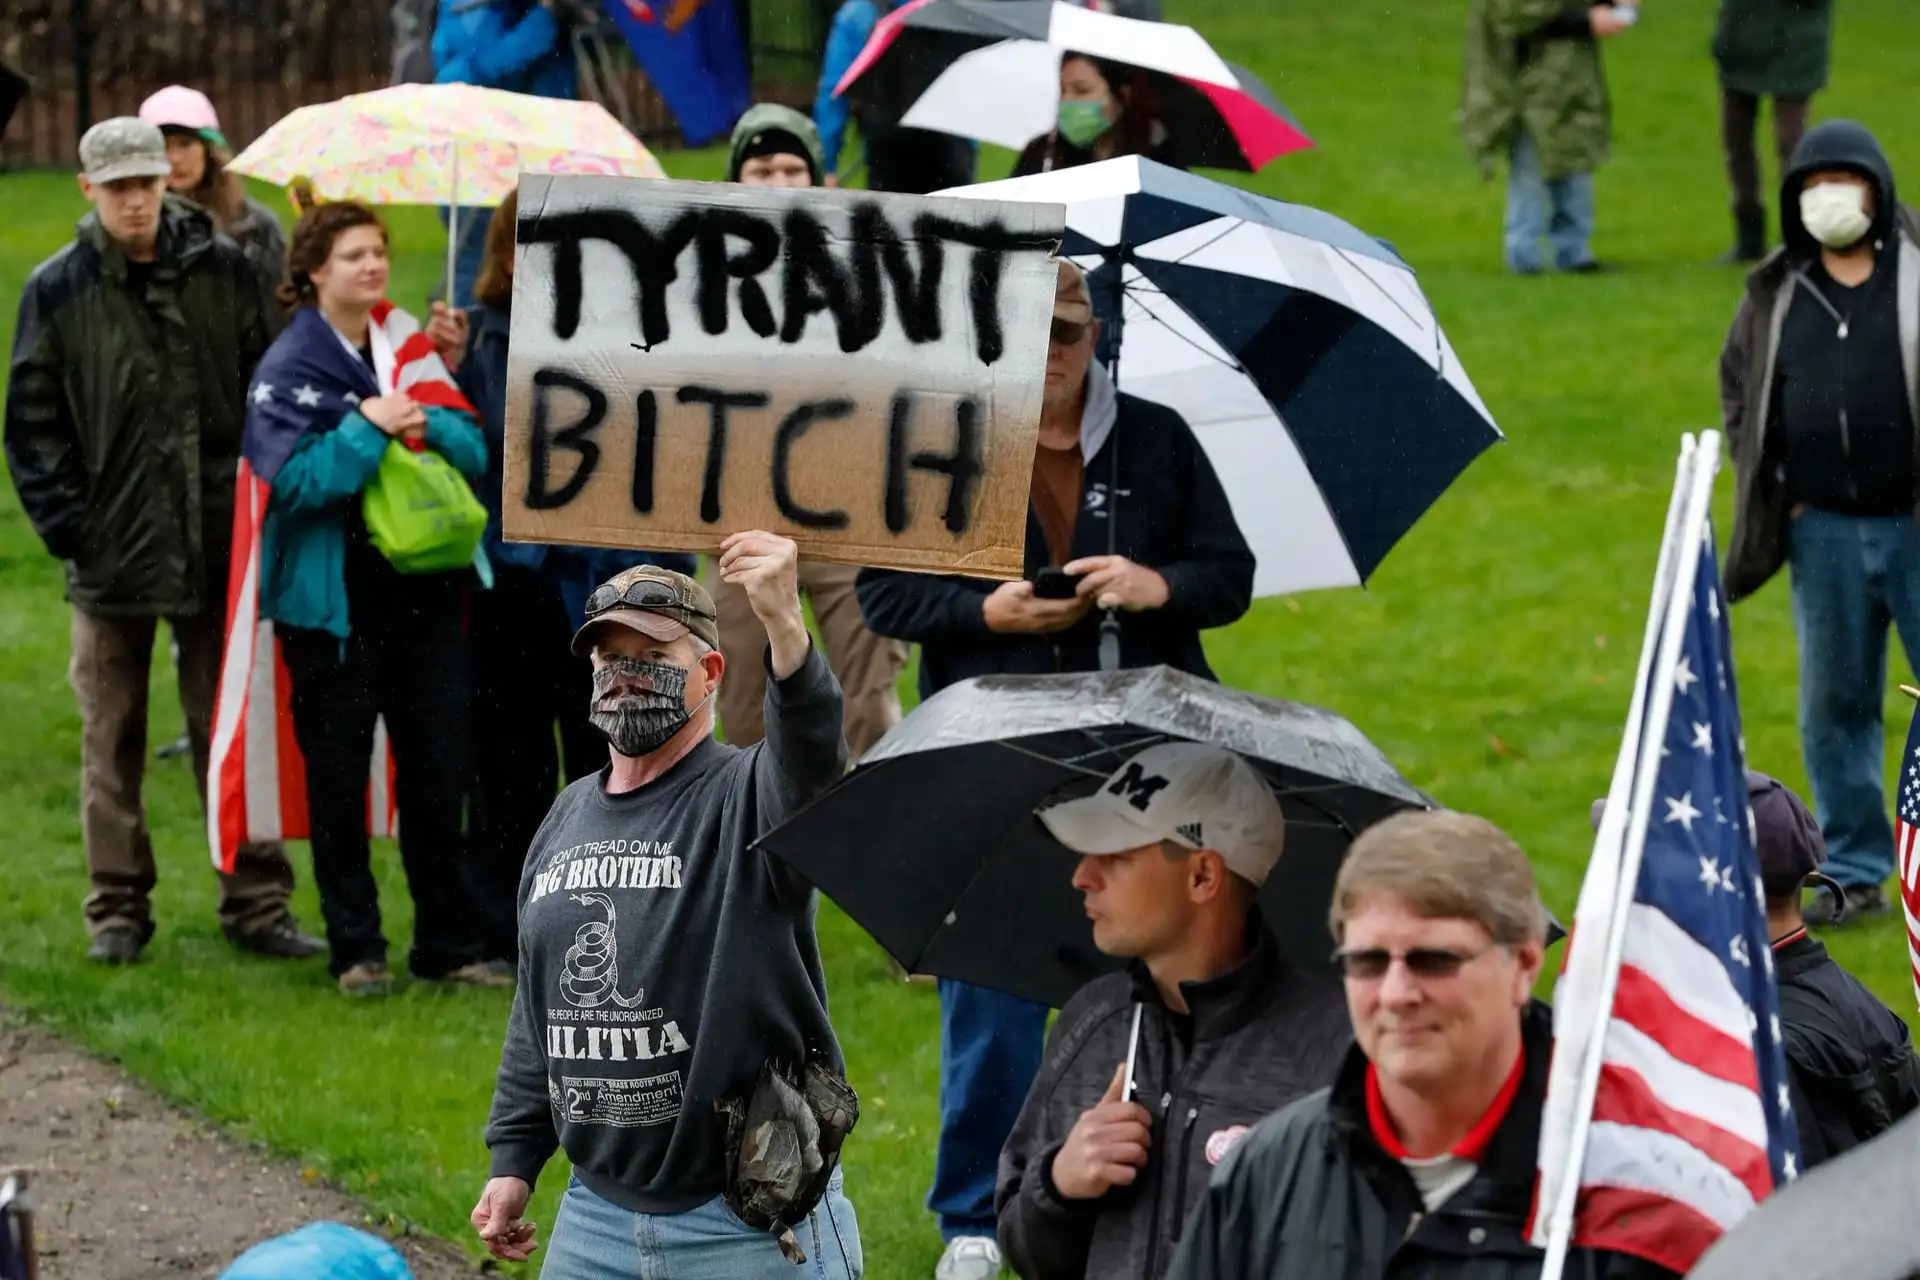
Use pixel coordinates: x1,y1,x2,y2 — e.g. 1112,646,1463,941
715,1059,859,1264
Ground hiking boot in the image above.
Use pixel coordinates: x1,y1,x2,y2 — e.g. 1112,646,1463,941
935,1235,1002,1280
87,925,146,966
429,961,515,989
1806,882,1889,927
338,961,394,996
1718,204,1768,265
226,914,326,960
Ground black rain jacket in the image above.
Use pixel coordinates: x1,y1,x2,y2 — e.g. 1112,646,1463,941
5,195,271,616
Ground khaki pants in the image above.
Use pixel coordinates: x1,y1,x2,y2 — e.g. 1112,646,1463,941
712,561,910,759
69,607,295,938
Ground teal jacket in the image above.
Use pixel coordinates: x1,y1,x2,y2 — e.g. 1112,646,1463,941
260,405,488,639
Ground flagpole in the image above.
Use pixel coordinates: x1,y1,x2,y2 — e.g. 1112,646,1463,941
1539,431,1723,1280
1533,435,1699,1223
1588,435,1701,907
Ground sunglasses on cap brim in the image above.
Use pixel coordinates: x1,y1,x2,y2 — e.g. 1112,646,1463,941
583,579,714,622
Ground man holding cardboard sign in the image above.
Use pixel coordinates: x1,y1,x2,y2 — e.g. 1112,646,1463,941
856,261,1255,1279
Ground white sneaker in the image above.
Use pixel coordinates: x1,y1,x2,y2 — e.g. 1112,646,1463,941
935,1235,1002,1280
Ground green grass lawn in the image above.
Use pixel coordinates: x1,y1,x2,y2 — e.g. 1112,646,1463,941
4,0,1919,1273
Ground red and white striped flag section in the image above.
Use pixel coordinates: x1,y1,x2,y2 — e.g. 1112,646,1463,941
1530,432,1800,1278
206,301,468,871
1890,687,1920,1011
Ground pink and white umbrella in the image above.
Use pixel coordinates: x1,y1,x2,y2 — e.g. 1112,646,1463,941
833,0,1309,172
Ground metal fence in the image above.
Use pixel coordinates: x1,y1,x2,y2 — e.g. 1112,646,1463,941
1,0,831,171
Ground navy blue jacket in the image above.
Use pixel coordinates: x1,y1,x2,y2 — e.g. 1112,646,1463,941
856,394,1253,696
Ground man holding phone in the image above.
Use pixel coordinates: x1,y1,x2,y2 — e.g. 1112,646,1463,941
857,261,1254,1280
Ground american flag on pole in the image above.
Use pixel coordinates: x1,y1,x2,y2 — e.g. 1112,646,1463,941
1533,439,1798,1277
206,301,470,871
1891,698,1920,1011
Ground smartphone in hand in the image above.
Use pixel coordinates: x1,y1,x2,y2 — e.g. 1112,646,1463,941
1033,567,1081,600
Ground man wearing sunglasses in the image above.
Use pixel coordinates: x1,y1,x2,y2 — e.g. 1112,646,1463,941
1167,809,1675,1280
859,260,1255,1280
996,743,1351,1280
473,533,864,1277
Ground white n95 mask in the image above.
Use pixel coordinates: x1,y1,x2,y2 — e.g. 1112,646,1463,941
1799,181,1873,250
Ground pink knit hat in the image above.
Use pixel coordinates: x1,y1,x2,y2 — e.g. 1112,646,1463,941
139,85,227,151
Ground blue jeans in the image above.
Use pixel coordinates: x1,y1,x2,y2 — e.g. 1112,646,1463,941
541,1168,863,1279
930,979,1049,1239
437,205,492,310
1505,130,1596,273
1787,509,1920,889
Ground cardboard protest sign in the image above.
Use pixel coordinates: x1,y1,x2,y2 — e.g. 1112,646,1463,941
503,174,1066,578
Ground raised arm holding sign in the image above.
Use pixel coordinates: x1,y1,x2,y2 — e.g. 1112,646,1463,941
503,174,1064,579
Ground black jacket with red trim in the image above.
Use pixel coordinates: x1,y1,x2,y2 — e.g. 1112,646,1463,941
1164,1001,1681,1280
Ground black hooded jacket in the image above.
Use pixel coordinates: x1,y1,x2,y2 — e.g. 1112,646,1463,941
1775,932,1920,1169
1722,120,1920,599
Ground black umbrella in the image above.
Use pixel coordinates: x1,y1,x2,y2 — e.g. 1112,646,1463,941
757,666,1432,1007
1689,1108,1920,1280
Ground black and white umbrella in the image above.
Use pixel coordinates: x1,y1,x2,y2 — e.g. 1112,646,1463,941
948,157,1502,598
833,0,1309,172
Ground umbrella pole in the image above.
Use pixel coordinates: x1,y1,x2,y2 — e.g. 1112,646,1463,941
1121,1002,1143,1102
445,147,460,306
1098,247,1126,672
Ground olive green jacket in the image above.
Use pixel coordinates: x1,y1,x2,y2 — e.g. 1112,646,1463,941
1460,0,1610,181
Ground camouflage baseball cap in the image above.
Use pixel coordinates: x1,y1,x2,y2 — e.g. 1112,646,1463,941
572,564,720,656
78,117,171,185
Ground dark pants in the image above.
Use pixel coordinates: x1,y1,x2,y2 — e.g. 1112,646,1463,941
1721,88,1810,215
931,978,1050,1238
281,605,482,978
468,565,605,962
69,607,295,937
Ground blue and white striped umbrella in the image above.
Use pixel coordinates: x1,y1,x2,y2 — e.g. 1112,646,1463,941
950,157,1502,598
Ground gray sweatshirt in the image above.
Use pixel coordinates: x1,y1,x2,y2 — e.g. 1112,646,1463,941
484,646,848,1213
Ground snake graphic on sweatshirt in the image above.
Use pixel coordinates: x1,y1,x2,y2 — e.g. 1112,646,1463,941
560,892,647,1009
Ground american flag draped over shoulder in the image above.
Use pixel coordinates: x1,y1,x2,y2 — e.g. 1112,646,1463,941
1892,699,1920,1010
206,302,472,872
1533,530,1799,1276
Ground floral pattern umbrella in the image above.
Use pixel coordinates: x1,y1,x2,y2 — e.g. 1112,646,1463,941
229,83,666,292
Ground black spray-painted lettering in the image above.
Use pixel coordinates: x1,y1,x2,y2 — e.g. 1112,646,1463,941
885,392,986,536
518,208,701,348
693,208,780,338
631,389,658,513
865,206,945,345
526,368,606,509
771,400,854,530
676,387,770,523
779,205,882,353
521,202,1055,364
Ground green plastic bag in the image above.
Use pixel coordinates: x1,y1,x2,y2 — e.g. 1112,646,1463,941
361,439,487,574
